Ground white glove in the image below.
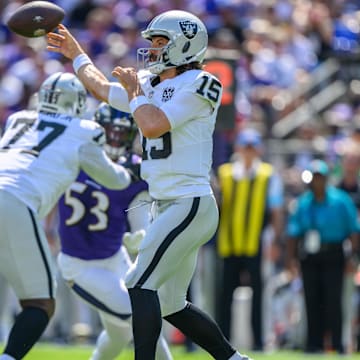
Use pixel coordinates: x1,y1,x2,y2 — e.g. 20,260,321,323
122,229,146,255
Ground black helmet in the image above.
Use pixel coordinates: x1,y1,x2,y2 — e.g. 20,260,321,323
94,102,137,161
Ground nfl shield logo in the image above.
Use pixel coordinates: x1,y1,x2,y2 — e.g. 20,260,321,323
179,20,198,39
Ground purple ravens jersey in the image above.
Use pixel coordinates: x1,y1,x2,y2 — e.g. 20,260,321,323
58,155,148,260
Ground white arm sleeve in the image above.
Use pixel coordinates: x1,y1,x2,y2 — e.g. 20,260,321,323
108,83,131,112
127,190,152,232
79,144,131,189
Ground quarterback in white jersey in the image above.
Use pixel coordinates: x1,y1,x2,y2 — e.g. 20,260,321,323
0,72,130,360
109,68,219,199
47,10,251,360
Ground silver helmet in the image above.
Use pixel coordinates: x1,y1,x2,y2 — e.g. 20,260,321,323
37,72,87,117
137,10,208,74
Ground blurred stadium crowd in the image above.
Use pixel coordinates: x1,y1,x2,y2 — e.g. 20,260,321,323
1,0,360,168
1,0,360,355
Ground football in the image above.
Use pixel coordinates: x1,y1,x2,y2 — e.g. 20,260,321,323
6,1,65,38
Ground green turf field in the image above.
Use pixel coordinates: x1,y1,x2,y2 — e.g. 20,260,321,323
13,343,360,359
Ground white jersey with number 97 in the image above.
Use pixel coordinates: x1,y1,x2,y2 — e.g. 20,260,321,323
109,69,223,200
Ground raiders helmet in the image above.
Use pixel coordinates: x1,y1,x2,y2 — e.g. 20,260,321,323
38,72,87,117
137,10,208,74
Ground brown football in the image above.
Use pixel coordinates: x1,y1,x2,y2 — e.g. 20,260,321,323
6,1,65,38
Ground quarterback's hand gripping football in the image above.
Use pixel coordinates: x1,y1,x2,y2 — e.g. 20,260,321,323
47,24,84,60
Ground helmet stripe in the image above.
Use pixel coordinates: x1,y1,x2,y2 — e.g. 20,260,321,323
48,73,63,105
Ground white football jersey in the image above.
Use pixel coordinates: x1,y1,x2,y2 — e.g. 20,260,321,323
109,69,223,199
0,110,130,218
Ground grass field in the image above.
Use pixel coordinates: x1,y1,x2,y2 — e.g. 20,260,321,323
11,343,360,360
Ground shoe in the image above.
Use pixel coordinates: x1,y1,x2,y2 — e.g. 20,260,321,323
230,352,253,360
240,355,253,360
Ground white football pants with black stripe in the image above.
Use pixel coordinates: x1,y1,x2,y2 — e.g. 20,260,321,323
125,194,219,317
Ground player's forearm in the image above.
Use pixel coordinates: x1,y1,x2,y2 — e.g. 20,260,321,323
128,96,171,138
47,26,111,103
86,161,131,190
76,63,110,103
79,146,131,189
132,104,171,138
96,163,131,190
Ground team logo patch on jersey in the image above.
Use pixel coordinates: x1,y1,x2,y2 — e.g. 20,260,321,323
179,20,198,39
162,87,175,102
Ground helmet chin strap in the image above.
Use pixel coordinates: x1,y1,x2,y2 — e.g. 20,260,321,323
147,52,176,75
149,63,178,75
148,63,166,75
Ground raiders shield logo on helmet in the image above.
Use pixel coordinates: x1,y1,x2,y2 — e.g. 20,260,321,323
179,20,198,39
